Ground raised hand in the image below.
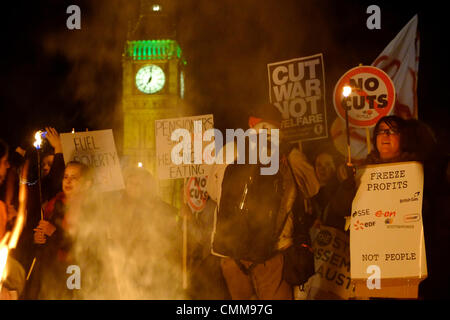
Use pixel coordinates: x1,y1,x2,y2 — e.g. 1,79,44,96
45,127,62,154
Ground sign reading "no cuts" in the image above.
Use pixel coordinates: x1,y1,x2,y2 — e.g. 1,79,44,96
333,66,396,128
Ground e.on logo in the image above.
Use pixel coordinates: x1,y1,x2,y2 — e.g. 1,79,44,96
375,210,396,218
354,220,376,230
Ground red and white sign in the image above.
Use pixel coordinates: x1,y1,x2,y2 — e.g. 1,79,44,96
185,176,208,213
333,66,396,128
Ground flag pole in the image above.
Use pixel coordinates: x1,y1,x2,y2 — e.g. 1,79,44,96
342,86,352,165
27,131,45,282
365,127,372,155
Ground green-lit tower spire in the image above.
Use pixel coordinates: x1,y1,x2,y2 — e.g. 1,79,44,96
122,0,185,206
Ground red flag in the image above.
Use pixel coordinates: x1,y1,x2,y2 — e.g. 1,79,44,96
372,14,419,119
332,15,419,160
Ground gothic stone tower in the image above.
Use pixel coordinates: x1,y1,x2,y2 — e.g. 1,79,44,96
122,0,185,206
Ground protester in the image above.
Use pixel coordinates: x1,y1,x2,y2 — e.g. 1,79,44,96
401,119,450,299
105,166,183,299
207,103,319,300
30,161,92,299
186,197,231,300
365,116,415,164
336,115,444,299
0,138,25,300
310,151,342,230
15,127,66,299
0,139,10,237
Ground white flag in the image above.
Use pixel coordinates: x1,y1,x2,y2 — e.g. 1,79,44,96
332,15,419,161
372,14,419,119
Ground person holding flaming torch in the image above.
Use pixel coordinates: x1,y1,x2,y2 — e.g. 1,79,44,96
0,138,28,299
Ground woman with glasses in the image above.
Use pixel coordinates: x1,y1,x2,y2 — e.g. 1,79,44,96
359,115,447,299
365,115,418,164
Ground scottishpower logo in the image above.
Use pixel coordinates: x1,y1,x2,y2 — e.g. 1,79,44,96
354,220,376,230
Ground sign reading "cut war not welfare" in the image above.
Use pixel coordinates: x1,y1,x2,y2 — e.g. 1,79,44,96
267,54,328,142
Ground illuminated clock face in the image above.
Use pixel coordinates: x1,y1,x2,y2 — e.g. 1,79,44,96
135,65,165,94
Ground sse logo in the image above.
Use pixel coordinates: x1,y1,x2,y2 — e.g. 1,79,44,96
354,220,376,230
352,209,370,217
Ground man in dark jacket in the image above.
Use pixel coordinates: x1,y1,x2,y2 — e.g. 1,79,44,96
207,104,319,300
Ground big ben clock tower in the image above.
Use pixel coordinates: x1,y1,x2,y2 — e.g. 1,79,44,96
122,0,186,206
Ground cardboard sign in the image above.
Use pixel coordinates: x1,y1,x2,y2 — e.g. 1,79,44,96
350,162,427,296
60,129,124,192
333,66,396,128
185,176,208,213
155,114,214,180
308,225,354,300
267,54,328,142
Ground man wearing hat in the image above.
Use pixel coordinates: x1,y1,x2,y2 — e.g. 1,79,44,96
207,103,319,300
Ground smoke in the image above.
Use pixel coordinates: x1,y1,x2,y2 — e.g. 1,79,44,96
72,190,184,299
31,0,437,300
37,170,186,300
35,0,339,300
41,0,139,148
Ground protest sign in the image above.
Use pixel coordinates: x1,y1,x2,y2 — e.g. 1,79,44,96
350,161,427,298
267,53,327,142
60,129,124,192
307,225,354,300
333,66,396,128
331,16,418,161
185,176,208,213
155,114,214,180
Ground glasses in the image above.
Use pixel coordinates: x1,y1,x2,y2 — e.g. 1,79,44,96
375,128,399,136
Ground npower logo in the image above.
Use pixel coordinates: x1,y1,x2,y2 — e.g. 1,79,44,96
354,220,376,230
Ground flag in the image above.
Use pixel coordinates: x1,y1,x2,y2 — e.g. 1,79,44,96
332,15,419,161
372,14,419,119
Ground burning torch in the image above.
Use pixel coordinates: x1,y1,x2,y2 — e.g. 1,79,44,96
0,160,29,293
33,130,46,220
24,131,48,282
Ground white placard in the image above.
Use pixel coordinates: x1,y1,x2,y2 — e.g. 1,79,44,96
155,114,214,180
308,225,354,299
350,161,427,280
60,129,124,192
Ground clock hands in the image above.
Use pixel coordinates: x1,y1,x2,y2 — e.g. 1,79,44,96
136,65,164,93
148,65,153,84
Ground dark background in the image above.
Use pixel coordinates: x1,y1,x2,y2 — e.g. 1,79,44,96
0,0,448,156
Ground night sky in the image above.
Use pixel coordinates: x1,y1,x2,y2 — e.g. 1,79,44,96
0,0,448,156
